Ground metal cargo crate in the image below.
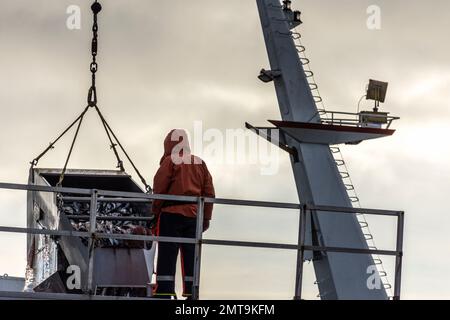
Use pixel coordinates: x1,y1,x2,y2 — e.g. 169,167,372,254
26,168,155,296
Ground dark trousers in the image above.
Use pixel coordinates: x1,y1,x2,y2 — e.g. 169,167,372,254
155,212,196,298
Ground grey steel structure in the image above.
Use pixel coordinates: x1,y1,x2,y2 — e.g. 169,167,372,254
25,168,154,295
251,0,401,299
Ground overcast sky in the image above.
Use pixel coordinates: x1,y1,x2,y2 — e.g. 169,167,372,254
0,0,449,299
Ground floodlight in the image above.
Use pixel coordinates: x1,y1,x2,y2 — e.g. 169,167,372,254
366,79,388,112
366,79,388,103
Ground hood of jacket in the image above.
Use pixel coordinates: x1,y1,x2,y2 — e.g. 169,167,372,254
160,129,191,164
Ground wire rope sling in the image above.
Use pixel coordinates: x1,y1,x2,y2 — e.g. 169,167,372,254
29,1,152,194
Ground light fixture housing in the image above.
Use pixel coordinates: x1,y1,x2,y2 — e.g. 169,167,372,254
258,69,282,83
366,79,388,103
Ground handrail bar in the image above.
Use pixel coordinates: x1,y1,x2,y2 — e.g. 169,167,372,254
0,182,401,213
0,226,401,257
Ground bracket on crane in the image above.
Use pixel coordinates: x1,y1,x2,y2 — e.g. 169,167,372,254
245,122,299,162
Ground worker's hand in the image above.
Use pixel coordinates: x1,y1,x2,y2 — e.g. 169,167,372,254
203,220,210,232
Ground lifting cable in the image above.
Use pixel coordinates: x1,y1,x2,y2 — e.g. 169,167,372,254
56,107,87,187
94,105,152,193
29,106,89,168
29,0,152,193
96,106,125,172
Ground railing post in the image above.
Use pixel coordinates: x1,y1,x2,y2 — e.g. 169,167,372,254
192,197,205,300
393,211,404,300
294,204,307,300
87,189,98,294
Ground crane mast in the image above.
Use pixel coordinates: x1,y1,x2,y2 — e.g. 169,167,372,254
254,0,388,299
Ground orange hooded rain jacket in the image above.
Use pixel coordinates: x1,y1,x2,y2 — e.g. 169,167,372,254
152,129,215,221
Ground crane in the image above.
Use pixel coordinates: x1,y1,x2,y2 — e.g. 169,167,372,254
248,0,400,299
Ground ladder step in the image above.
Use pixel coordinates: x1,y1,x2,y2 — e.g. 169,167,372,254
309,83,318,90
304,70,314,78
313,95,323,103
358,221,368,228
340,172,350,179
364,234,373,240
373,258,382,265
300,57,310,65
330,147,340,154
296,45,306,53
291,32,301,40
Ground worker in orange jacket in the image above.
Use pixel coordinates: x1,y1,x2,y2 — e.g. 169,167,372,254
152,129,215,299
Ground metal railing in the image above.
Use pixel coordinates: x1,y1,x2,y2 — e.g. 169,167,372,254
295,204,404,300
318,110,400,129
0,182,404,300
